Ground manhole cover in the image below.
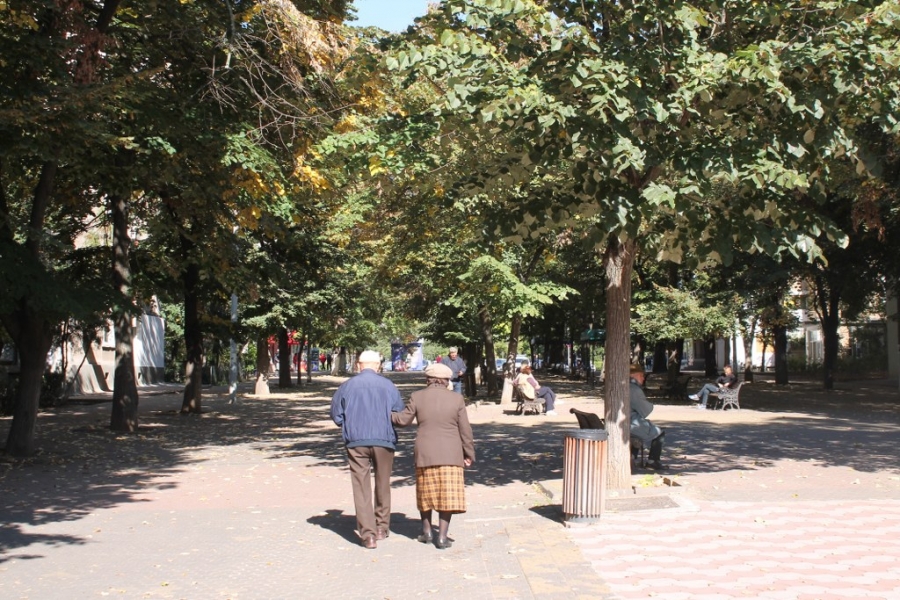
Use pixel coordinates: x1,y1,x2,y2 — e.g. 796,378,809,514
605,495,679,512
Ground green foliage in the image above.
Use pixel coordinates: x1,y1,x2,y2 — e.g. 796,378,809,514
633,285,736,344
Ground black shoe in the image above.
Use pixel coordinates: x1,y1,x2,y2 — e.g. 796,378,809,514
434,537,452,549
416,532,433,544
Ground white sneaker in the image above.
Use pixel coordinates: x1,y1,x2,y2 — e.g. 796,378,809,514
545,410,558,416
695,404,707,410
688,394,699,401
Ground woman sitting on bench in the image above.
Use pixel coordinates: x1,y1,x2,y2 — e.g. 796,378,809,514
515,365,558,416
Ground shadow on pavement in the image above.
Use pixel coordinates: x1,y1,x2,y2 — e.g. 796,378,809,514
2,371,898,563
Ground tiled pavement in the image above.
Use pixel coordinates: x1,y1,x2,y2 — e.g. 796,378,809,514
566,498,900,600
2,374,900,599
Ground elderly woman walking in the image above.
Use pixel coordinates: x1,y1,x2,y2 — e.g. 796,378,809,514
392,362,476,549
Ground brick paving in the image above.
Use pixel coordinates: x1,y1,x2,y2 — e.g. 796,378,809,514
1,372,899,599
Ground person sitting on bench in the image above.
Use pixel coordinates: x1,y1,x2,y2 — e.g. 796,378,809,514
629,363,665,470
689,365,736,409
515,365,557,416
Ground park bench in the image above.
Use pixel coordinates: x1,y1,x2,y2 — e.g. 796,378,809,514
514,385,545,415
569,408,646,467
710,381,747,410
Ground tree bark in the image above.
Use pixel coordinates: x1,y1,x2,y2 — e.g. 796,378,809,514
704,335,718,377
109,194,139,432
278,327,291,387
2,161,58,457
814,273,841,390
180,259,203,414
652,341,667,374
773,324,789,385
479,306,499,396
603,238,636,491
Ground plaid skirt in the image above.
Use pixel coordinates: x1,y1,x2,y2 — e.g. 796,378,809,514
416,465,467,513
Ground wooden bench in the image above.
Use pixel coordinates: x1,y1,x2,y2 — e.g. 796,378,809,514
710,381,747,410
569,408,646,467
569,408,605,429
514,385,545,415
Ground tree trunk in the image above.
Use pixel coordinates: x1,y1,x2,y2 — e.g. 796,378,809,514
2,319,54,457
704,335,718,377
773,324,789,385
665,339,681,384
508,313,522,357
815,273,841,391
742,317,756,383
603,238,636,491
652,341,667,374
463,342,477,398
109,194,139,432
2,161,57,456
254,334,271,396
181,260,203,414
479,307,499,396
278,327,291,387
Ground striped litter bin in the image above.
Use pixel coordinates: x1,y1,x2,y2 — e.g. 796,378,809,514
562,428,608,523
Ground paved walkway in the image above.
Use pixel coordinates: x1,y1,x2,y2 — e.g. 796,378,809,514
1,372,899,599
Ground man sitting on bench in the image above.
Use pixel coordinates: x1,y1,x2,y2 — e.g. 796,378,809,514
629,364,665,470
689,365,736,410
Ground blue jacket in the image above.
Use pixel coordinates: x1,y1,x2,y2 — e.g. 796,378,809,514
330,369,404,449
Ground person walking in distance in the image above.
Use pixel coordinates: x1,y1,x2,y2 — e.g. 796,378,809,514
440,346,467,395
330,350,404,549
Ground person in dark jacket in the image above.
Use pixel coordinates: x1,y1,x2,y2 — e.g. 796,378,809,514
689,365,737,409
440,346,467,395
392,362,475,550
330,350,404,549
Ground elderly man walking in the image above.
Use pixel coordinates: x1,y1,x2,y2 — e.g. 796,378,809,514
440,346,467,395
330,350,405,549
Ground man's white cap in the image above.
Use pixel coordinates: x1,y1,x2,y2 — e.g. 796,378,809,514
358,350,381,363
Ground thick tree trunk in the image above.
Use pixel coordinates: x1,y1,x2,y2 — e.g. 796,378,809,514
773,324,789,385
2,320,53,457
2,161,57,456
652,341,667,374
110,194,139,432
181,260,203,414
821,314,840,390
603,238,636,491
278,327,291,387
254,334,270,396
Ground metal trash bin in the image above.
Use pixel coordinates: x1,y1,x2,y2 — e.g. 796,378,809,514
562,429,608,523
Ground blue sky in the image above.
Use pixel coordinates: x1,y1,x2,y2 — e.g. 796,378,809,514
352,0,432,33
